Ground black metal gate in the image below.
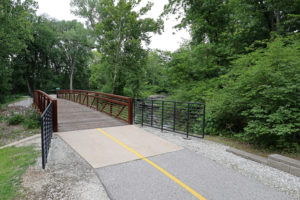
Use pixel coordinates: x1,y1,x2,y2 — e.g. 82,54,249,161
41,102,53,169
134,99,205,138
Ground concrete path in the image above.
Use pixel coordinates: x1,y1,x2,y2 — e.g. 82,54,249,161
57,99,126,132
57,126,182,168
57,125,295,200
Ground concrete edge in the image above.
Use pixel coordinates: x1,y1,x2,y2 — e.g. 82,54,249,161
0,134,40,150
226,147,268,165
268,154,300,168
226,147,300,177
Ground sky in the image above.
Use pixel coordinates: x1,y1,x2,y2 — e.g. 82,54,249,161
36,0,190,52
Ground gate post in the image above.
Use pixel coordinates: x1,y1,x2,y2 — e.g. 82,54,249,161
128,98,133,124
53,100,58,132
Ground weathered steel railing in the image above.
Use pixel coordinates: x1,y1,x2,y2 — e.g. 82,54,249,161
33,90,58,132
41,102,53,169
134,99,205,138
56,90,133,124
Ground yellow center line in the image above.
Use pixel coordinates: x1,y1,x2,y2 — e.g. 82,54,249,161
96,128,207,200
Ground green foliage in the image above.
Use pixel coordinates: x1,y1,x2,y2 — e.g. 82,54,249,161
208,36,300,151
1,1,93,99
6,109,40,129
22,110,40,129
72,0,163,97
7,114,25,125
0,0,36,103
0,146,39,199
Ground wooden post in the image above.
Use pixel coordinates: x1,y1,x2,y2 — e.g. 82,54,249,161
96,93,99,111
128,98,133,124
33,90,37,106
53,100,58,132
86,92,88,106
110,102,112,115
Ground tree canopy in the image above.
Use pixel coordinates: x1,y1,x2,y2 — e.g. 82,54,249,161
71,0,163,96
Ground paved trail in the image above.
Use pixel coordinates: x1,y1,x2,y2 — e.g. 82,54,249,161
58,125,295,200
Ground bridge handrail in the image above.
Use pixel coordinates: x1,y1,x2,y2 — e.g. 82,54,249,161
56,89,133,124
33,90,58,132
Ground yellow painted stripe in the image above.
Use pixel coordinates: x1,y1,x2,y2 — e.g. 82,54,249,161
96,128,207,200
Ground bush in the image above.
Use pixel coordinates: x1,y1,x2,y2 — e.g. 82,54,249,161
6,109,40,129
207,35,300,152
22,110,40,130
7,114,25,125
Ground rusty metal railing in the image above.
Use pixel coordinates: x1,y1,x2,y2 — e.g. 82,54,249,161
134,99,205,138
56,90,133,124
33,90,58,132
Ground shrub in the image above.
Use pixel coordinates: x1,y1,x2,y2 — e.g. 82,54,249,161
207,35,300,152
7,114,25,125
22,110,40,130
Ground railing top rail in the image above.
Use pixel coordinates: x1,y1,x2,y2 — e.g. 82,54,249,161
41,102,53,118
34,90,56,101
57,89,131,101
135,98,205,105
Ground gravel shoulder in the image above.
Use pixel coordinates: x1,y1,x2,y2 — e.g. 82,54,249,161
8,97,33,108
20,135,110,200
140,125,300,199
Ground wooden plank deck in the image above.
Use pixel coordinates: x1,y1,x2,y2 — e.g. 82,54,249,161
57,99,126,132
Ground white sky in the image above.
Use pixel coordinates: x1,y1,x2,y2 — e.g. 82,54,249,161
36,0,190,52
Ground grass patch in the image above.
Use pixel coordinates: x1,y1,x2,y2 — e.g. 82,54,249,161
0,146,39,200
205,135,300,161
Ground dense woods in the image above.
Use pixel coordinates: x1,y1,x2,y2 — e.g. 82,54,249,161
1,0,299,151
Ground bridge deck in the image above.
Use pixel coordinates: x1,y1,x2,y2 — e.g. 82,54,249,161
57,98,126,132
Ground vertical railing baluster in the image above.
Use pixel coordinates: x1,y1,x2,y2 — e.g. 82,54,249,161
133,99,136,123
86,92,88,106
173,102,176,132
141,101,144,126
161,101,164,131
202,104,205,138
186,103,190,138
151,100,154,126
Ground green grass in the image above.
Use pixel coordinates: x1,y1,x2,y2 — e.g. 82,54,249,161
0,146,39,200
205,135,300,161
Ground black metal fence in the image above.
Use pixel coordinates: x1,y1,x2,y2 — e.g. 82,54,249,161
134,99,205,138
41,102,53,169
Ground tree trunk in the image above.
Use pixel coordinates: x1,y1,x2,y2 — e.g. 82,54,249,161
274,9,280,32
112,64,118,94
70,61,74,90
25,77,32,97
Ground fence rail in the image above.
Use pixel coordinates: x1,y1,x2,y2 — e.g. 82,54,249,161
56,90,133,124
33,90,57,132
41,102,53,169
134,99,205,138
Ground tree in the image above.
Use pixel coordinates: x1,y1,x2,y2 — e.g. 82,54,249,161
0,0,36,102
163,0,300,54
56,20,94,90
11,16,93,94
71,0,163,96
207,35,300,151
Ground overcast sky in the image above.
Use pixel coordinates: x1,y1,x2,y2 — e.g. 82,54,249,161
36,0,190,52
